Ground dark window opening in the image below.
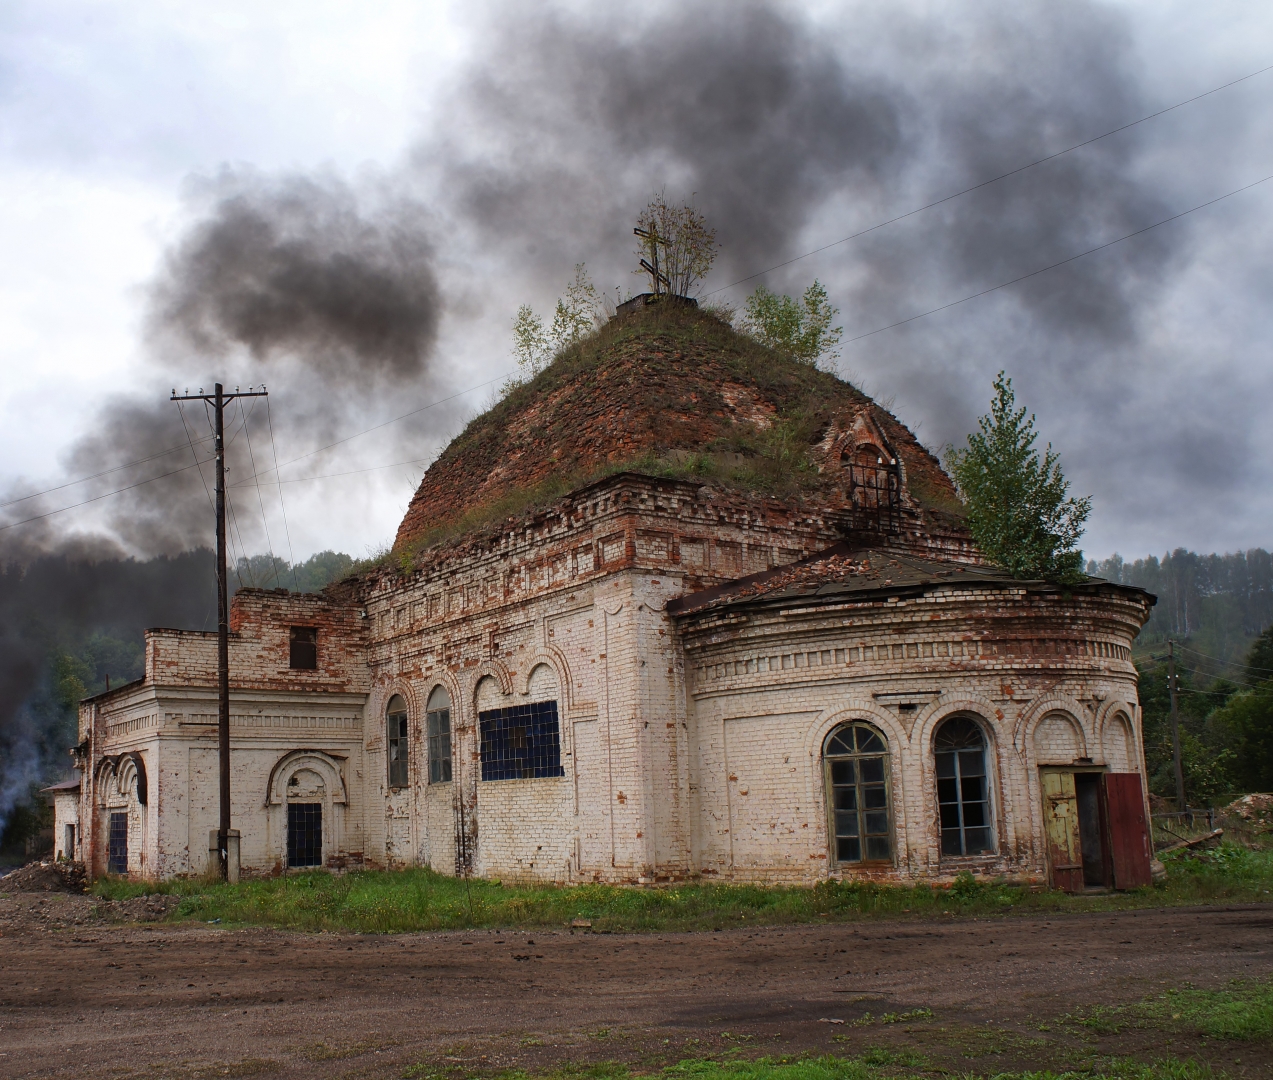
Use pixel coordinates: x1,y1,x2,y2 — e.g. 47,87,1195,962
107,811,128,874
479,700,564,781
1075,773,1109,886
289,626,318,670
841,442,900,534
427,689,452,784
287,802,322,867
824,722,892,865
936,716,994,856
387,694,409,788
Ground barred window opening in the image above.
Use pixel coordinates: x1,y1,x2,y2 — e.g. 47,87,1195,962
823,722,893,865
479,700,563,781
108,811,128,875
287,802,322,867
387,694,409,789
936,716,994,856
426,685,452,784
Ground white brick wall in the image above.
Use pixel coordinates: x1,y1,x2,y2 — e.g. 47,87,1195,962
78,474,1151,887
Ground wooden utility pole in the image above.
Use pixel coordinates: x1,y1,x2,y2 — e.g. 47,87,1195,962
1168,639,1186,812
171,383,268,879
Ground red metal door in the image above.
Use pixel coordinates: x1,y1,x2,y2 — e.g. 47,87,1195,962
1104,773,1153,889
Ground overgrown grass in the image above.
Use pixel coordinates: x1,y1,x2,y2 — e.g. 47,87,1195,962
1064,978,1273,1042
91,847,1273,935
397,1053,1223,1080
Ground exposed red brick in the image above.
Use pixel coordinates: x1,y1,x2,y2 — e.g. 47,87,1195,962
394,307,965,552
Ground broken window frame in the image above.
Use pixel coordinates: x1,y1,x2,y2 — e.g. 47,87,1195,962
841,442,901,534
823,721,894,867
934,715,996,857
426,685,452,785
386,694,409,789
289,626,318,670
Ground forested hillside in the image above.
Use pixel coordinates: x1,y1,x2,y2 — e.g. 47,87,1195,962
1087,548,1273,805
1087,548,1273,670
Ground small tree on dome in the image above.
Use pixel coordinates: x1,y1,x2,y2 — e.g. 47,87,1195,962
508,264,600,390
740,280,843,370
633,193,717,298
945,372,1091,584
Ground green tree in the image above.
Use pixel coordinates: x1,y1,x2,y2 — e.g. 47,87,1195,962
739,280,843,369
945,372,1091,583
1210,624,1273,792
633,193,717,297
508,264,600,390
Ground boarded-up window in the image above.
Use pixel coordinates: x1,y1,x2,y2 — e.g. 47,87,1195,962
289,627,317,670
479,701,564,781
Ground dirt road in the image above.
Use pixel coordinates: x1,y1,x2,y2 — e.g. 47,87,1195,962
1,896,1270,1079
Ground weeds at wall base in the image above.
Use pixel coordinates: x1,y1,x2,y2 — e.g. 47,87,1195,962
89,843,1273,934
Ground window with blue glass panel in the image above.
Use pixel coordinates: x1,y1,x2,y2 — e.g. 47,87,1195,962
479,700,564,780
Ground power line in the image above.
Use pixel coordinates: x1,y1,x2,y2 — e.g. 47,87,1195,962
265,397,299,592
1176,642,1273,675
705,60,1273,296
208,400,246,589
0,431,213,511
837,172,1273,346
240,399,280,588
176,401,216,514
234,457,433,488
1174,663,1264,693
224,401,255,588
269,373,512,474
0,457,212,532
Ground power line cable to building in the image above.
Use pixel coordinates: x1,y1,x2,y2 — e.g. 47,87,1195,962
6,66,1271,518
240,398,281,588
232,457,433,489
706,60,1273,296
268,374,512,475
265,397,300,592
837,172,1273,346
230,178,1271,492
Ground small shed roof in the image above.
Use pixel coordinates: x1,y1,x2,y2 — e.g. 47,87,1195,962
40,777,81,793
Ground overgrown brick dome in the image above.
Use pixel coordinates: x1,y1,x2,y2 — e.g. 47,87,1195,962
394,305,960,551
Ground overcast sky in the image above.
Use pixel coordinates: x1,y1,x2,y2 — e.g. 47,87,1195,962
0,0,1269,566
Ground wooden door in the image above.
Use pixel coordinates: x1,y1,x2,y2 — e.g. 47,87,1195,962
1104,772,1153,889
1041,771,1084,892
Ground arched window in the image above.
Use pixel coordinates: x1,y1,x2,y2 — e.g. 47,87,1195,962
823,722,893,865
427,685,452,784
935,716,993,856
386,695,409,789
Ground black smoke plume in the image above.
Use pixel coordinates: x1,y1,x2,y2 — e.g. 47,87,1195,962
3,0,1265,832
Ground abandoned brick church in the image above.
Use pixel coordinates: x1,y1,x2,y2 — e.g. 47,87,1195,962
60,304,1157,892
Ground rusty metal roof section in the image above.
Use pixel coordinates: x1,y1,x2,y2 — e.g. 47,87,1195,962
666,543,1152,617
